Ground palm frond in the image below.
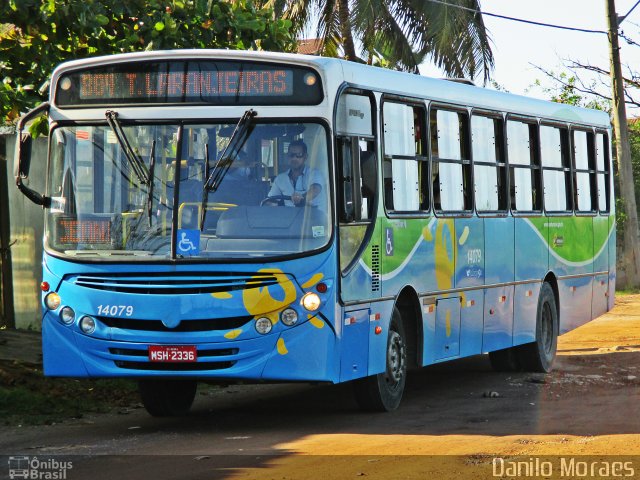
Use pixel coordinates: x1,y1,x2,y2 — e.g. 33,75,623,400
276,0,494,81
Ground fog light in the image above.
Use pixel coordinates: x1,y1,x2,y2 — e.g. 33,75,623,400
80,316,96,334
60,306,75,325
281,308,298,326
301,292,321,312
255,317,273,335
45,292,61,310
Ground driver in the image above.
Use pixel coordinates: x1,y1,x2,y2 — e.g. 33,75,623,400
267,140,323,207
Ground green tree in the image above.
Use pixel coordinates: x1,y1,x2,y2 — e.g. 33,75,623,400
0,0,296,126
530,72,611,110
263,0,494,81
531,69,640,287
628,120,640,229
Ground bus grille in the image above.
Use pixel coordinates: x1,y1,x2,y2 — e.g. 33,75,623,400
98,316,252,332
69,271,280,295
114,360,236,371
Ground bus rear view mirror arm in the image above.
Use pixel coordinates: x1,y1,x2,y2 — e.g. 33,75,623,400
15,102,51,207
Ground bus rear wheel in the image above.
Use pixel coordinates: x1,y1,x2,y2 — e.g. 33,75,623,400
139,379,197,417
517,282,558,373
353,307,407,412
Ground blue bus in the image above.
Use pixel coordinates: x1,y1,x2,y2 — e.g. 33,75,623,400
15,50,615,415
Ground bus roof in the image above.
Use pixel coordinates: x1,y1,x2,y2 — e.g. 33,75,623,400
50,49,610,128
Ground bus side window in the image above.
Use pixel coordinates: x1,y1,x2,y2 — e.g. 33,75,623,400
383,101,428,213
471,114,507,212
338,137,376,222
431,108,471,212
573,129,597,213
507,119,541,213
360,149,376,218
595,132,610,212
540,124,571,212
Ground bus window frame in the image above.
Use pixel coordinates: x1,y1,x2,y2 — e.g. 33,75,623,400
429,102,473,218
469,108,509,217
571,126,598,217
595,129,612,214
335,88,378,225
539,120,573,216
333,86,379,276
380,95,431,219
505,114,543,217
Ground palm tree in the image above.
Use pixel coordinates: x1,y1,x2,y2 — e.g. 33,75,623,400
263,0,494,83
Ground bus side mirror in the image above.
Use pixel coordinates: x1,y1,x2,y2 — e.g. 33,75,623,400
14,102,51,207
16,130,33,179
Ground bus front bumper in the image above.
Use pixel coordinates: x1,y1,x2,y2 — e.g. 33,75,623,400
42,313,338,382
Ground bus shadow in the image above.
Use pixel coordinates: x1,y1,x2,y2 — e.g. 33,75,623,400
173,349,640,439
29,350,640,480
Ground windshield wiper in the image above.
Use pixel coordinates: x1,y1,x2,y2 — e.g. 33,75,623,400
146,140,157,227
105,110,149,185
200,109,257,230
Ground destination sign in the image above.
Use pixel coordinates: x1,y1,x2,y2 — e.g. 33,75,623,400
55,217,112,245
55,60,323,107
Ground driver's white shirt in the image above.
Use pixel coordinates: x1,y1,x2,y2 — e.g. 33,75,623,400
268,165,324,207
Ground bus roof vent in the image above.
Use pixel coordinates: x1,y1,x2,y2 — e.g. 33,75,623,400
441,78,475,86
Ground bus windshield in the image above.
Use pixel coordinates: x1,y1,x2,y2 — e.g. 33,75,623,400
46,121,331,260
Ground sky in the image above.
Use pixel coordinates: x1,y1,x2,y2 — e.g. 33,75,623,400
418,0,640,111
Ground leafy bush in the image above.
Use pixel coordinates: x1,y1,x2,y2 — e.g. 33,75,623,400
0,0,296,126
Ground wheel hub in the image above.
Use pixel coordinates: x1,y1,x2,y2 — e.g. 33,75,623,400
386,331,406,385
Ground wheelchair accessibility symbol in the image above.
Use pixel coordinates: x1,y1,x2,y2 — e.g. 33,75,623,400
177,229,200,256
385,228,394,256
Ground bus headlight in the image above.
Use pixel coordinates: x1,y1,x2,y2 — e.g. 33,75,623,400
255,317,273,335
45,292,61,310
281,308,298,326
60,306,75,325
301,292,321,312
80,316,96,334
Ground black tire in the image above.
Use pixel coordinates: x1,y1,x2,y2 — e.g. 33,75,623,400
139,379,197,417
489,346,521,372
353,307,407,412
517,282,558,373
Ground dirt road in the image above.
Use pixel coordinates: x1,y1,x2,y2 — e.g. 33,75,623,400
2,295,640,479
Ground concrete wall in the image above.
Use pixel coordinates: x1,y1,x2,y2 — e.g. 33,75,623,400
1,133,47,330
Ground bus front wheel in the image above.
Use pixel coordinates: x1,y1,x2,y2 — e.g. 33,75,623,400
517,282,558,373
139,379,197,417
353,307,407,412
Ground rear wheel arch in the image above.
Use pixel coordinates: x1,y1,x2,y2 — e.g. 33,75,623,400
395,286,422,369
543,272,560,319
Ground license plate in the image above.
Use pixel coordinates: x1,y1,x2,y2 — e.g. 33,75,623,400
148,345,197,362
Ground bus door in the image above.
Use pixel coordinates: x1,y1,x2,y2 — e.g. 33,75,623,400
335,91,379,380
336,91,378,303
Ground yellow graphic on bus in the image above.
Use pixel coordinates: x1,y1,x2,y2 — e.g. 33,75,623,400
242,269,297,319
435,220,456,291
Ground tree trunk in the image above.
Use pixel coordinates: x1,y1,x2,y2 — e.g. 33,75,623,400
338,0,357,61
607,0,640,288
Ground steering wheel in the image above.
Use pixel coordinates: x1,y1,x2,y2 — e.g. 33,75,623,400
261,195,291,206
